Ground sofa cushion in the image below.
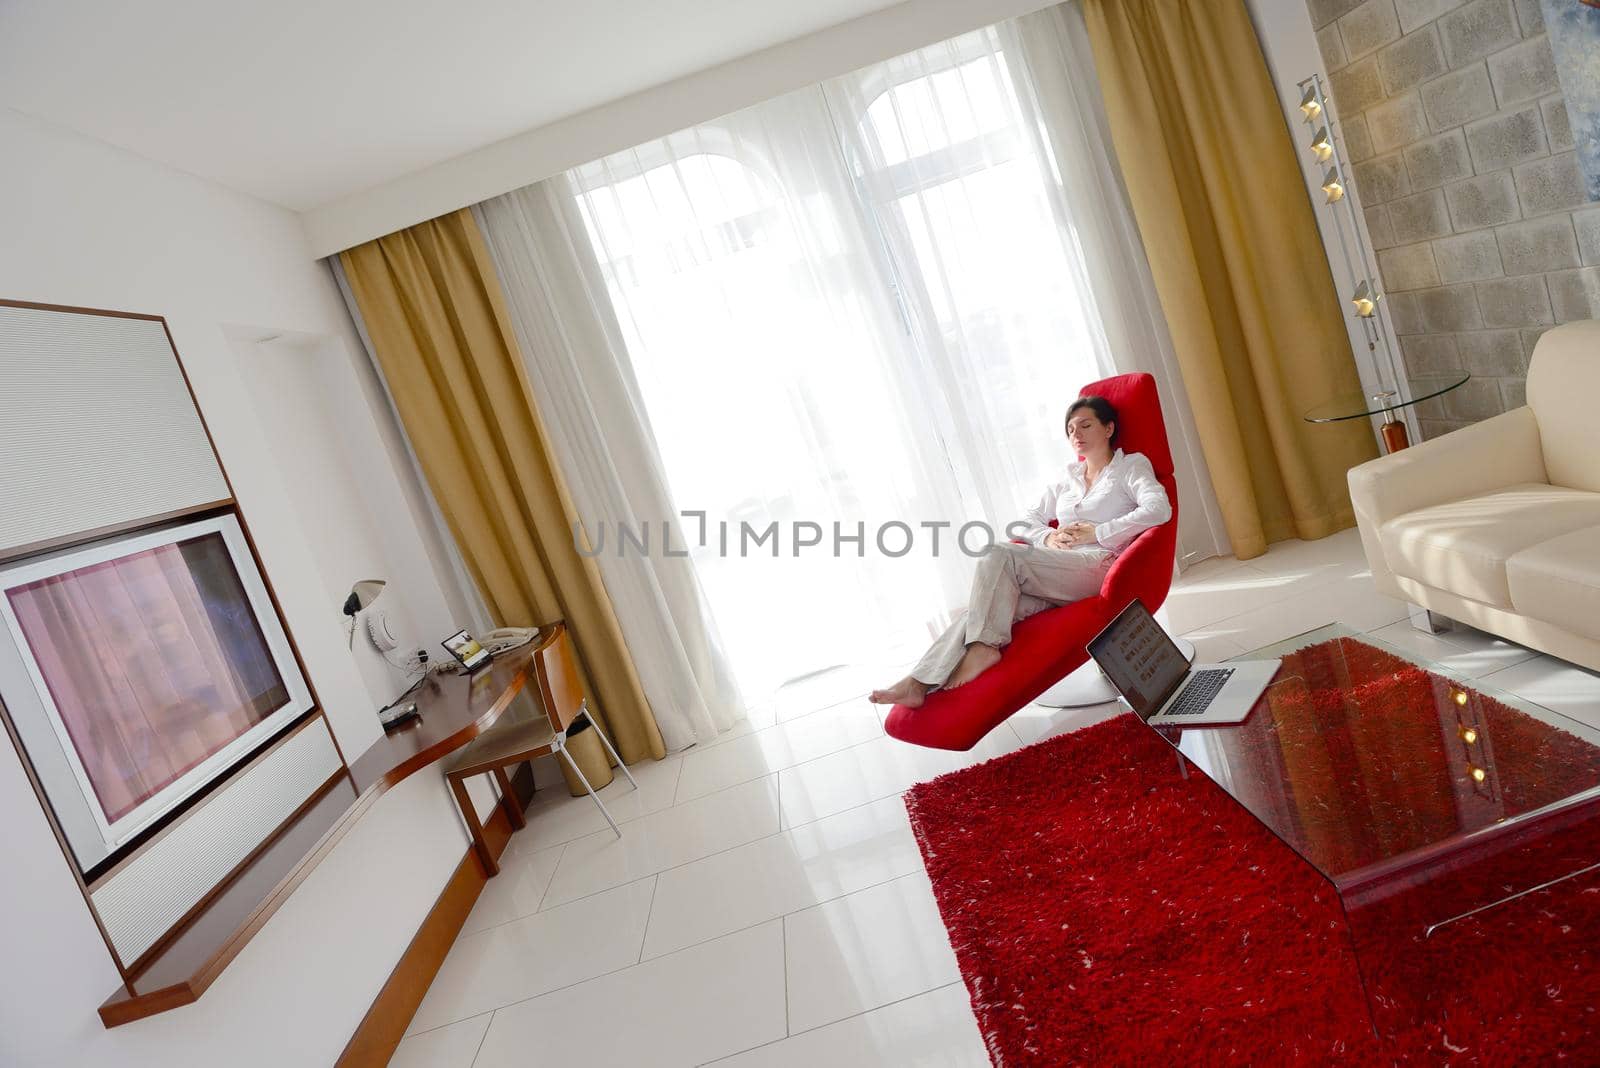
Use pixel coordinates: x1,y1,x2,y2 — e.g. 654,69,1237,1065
1380,484,1600,608
1527,321,1600,494
1506,527,1600,641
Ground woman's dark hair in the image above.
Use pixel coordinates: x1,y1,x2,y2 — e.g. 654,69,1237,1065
1065,395,1119,447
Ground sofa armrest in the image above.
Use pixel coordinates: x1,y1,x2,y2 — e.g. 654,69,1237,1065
1347,407,1545,526
1347,406,1545,596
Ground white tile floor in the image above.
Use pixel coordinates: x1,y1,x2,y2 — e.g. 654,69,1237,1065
389,528,1600,1067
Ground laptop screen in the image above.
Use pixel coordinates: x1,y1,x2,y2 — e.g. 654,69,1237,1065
1087,601,1190,720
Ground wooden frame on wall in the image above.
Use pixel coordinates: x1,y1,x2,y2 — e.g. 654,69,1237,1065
0,299,233,559
1,297,548,1030
0,298,350,1004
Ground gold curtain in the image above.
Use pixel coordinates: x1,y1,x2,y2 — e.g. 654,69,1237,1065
341,210,664,764
1081,0,1377,559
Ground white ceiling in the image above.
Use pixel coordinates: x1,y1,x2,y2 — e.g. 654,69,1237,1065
0,0,901,211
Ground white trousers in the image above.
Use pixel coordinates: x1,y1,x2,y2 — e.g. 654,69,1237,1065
909,542,1114,687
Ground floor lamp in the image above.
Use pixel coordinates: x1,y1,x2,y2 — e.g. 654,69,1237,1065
1295,74,1414,453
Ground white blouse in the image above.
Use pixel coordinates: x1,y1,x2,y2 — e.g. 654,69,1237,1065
1019,449,1172,554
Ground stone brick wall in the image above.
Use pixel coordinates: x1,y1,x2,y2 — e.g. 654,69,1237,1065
1309,0,1600,437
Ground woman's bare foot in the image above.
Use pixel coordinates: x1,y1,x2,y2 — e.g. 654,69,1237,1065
946,643,1002,688
869,676,929,708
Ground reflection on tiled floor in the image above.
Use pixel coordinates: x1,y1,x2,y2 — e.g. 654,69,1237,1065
390,528,1600,1066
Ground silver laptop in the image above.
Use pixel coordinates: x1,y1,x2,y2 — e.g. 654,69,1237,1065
1087,601,1280,726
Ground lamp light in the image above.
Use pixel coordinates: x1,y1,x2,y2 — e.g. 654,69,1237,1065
1299,85,1322,122
1351,280,1380,317
344,579,386,614
1321,167,1345,203
1310,127,1334,162
342,579,389,649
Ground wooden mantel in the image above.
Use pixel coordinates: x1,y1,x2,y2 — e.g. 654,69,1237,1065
98,641,546,1027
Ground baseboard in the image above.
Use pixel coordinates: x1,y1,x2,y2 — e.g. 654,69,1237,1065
336,764,535,1066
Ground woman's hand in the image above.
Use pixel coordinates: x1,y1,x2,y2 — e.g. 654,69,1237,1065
1064,522,1098,547
1047,522,1098,549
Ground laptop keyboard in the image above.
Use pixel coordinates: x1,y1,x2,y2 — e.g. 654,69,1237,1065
1164,668,1235,717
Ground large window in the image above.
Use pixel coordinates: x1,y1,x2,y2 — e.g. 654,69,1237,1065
843,31,1097,523
569,29,1109,694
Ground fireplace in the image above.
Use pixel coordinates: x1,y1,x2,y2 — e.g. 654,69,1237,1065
0,512,313,876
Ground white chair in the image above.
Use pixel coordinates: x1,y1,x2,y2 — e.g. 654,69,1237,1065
445,623,637,875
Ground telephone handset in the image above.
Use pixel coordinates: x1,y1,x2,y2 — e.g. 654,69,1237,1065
480,627,538,655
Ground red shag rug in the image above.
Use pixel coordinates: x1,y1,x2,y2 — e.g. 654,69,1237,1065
905,638,1600,1066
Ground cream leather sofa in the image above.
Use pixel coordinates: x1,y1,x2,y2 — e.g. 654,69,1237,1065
1348,320,1600,672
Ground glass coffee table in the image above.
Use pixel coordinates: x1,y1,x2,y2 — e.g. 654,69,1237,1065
1147,623,1600,1037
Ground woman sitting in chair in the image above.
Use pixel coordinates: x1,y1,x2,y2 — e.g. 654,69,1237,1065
870,396,1171,709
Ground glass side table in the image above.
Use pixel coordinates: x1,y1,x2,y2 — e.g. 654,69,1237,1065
1303,373,1470,453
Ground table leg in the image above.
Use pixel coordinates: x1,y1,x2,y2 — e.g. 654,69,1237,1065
448,772,498,877
1379,416,1409,453
493,766,526,830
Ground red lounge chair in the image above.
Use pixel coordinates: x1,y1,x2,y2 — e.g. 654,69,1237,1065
884,372,1179,750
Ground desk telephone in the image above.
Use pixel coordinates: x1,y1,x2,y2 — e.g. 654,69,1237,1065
480,627,538,655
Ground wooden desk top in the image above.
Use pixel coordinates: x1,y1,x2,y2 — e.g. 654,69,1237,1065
348,642,541,794
100,632,552,1027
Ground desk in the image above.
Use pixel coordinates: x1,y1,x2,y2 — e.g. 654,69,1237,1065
356,642,556,875
348,640,544,796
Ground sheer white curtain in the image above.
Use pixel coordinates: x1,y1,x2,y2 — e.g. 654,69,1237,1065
477,9,1224,699
562,91,979,698
475,185,744,750
818,12,1225,563
821,29,1113,528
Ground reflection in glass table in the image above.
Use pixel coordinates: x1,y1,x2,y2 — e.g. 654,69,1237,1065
1147,623,1600,1037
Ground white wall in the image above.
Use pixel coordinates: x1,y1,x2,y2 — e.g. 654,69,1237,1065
228,327,458,706
302,0,1061,255
0,106,473,1066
